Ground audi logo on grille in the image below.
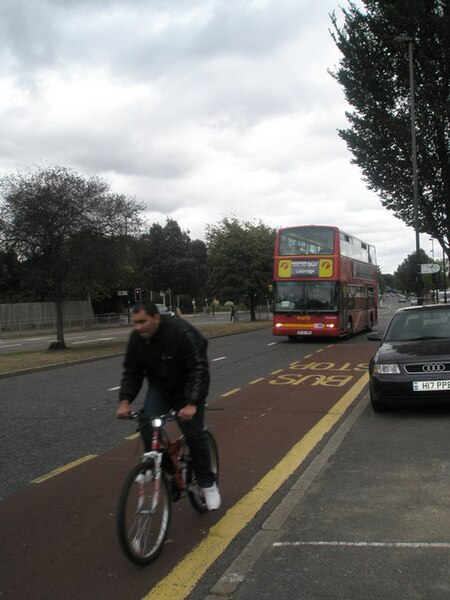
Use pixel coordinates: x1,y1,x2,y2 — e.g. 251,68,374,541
422,364,445,372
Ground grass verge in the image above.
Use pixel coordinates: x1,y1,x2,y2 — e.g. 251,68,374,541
0,321,271,376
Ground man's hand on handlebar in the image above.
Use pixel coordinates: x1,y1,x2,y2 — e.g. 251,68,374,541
117,399,131,419
177,404,197,421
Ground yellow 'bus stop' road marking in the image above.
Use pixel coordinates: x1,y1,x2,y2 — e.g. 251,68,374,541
145,372,369,600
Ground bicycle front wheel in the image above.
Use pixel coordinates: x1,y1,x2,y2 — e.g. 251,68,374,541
187,429,220,513
117,461,171,565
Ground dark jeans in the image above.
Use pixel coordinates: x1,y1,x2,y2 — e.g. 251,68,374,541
143,387,216,488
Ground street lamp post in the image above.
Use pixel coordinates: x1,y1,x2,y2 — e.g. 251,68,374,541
395,34,422,305
443,245,448,304
430,237,437,303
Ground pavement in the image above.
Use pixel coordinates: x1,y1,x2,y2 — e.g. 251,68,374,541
195,391,450,600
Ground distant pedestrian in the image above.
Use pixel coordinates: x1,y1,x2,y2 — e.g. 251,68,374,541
175,306,182,318
230,302,237,323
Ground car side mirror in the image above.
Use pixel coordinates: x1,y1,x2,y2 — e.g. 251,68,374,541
367,332,382,342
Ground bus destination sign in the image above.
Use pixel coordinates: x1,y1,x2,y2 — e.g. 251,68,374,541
278,259,334,278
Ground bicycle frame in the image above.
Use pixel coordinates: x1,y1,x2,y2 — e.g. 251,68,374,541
138,413,189,500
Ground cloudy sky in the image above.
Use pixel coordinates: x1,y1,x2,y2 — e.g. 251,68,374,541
0,0,431,274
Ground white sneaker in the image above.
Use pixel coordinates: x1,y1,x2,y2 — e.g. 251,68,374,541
202,483,221,510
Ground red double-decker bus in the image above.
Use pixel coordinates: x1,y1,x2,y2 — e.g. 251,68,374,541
272,225,378,340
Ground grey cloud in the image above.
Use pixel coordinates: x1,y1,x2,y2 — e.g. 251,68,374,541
1,0,337,130
1,1,326,78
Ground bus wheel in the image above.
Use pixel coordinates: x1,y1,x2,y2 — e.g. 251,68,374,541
346,319,353,338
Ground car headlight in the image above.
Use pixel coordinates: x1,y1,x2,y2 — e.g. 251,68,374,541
373,364,401,374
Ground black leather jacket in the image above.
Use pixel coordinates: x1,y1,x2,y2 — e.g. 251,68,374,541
119,315,210,408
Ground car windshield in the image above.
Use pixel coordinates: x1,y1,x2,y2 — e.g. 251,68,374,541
384,310,450,342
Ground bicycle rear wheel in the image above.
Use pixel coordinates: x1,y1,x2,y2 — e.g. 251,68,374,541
187,429,219,513
117,461,171,565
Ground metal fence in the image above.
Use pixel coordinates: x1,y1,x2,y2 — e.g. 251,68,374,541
0,302,272,337
0,301,113,336
232,307,272,322
0,312,131,336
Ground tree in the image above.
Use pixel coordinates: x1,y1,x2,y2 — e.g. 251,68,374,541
394,248,433,294
206,217,276,320
0,165,142,348
0,249,22,302
379,271,397,293
177,239,209,301
330,1,450,257
136,219,208,306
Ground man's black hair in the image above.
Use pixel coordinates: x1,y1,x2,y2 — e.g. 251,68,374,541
132,301,159,316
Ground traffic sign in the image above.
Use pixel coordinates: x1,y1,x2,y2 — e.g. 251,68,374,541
420,264,440,274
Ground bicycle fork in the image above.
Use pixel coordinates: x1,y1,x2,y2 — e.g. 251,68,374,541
138,450,163,513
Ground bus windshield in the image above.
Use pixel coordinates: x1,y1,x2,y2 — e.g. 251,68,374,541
275,281,339,313
279,227,335,256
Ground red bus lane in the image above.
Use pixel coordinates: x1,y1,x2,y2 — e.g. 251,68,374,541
0,344,373,600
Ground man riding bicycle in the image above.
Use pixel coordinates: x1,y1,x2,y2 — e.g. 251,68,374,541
116,301,221,510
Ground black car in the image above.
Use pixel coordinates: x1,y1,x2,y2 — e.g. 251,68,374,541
368,304,450,411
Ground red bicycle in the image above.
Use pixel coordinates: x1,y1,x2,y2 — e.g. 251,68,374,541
117,410,219,565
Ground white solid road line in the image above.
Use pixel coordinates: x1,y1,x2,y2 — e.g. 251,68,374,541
273,540,450,549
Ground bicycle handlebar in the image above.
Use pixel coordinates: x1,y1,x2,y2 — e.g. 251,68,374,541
118,410,178,424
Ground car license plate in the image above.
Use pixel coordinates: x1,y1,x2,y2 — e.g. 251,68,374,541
297,331,312,336
413,380,450,391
